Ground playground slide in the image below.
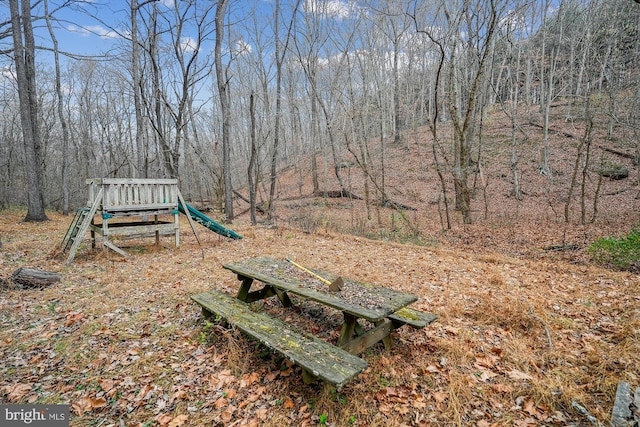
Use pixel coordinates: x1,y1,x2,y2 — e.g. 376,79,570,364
178,202,243,240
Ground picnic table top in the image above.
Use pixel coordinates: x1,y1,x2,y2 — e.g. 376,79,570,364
223,256,418,323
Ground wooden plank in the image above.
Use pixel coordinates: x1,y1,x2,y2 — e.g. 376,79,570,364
102,203,178,212
224,257,417,322
177,189,201,246
103,241,128,257
87,178,178,185
90,221,176,237
388,307,438,329
191,290,368,389
340,320,393,355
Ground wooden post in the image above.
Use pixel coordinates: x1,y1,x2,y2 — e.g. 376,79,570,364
154,214,159,246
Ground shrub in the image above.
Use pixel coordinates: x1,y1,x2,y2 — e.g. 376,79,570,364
588,228,640,272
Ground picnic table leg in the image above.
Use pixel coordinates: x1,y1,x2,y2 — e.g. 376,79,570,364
236,275,254,301
375,320,393,350
273,288,293,307
337,313,358,347
340,320,394,355
236,274,293,307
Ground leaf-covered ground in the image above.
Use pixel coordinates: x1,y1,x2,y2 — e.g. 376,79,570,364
1,208,638,426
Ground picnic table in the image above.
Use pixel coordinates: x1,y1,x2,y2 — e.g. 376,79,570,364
191,256,437,388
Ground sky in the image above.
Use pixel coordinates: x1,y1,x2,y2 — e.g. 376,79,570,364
15,0,362,62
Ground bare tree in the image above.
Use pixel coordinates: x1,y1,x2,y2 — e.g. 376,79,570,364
215,0,233,220
130,0,149,178
266,0,302,218
447,0,503,224
43,0,71,214
9,0,48,221
248,91,258,225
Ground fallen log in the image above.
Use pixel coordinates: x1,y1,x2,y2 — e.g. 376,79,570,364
378,198,417,211
598,145,637,161
313,190,363,200
11,268,61,289
528,121,576,138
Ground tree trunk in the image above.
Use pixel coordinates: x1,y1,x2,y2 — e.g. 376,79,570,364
44,0,70,215
130,0,147,178
215,0,233,221
10,0,48,222
248,92,257,225
267,0,300,219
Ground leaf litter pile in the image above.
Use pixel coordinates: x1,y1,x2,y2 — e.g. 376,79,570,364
1,209,639,427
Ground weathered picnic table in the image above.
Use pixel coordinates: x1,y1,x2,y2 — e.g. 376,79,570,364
191,256,437,388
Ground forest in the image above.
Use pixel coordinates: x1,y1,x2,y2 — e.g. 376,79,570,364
1,1,640,426
1,0,638,231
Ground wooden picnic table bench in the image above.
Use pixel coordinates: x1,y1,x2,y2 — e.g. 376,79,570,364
191,290,368,389
191,256,437,388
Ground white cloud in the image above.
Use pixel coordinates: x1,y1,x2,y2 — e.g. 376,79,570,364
0,67,15,80
234,39,252,55
180,37,198,53
67,24,120,40
304,0,358,20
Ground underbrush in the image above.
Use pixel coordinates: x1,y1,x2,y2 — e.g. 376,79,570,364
588,227,640,272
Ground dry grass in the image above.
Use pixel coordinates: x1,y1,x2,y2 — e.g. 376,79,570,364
1,206,638,426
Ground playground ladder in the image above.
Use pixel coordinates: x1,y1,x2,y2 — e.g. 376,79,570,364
60,208,90,254
64,188,103,265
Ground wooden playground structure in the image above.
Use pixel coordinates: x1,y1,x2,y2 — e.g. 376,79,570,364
61,178,242,264
62,178,189,264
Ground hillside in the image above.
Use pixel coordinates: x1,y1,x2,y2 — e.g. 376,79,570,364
1,200,638,426
240,107,640,263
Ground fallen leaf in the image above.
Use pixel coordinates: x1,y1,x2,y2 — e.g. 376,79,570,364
168,414,189,427
524,398,538,416
432,392,447,403
491,383,514,393
98,378,114,392
7,383,31,401
220,406,236,423
507,369,533,381
72,396,92,416
91,397,107,408
155,414,173,427
214,397,227,409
